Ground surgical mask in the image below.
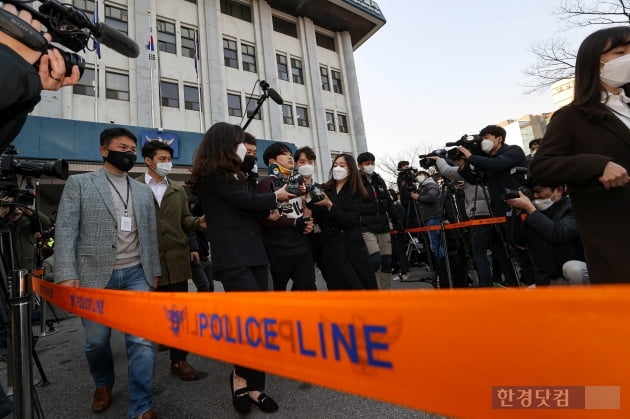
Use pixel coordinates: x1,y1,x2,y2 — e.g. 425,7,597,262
362,165,375,175
155,161,172,177
298,164,315,177
416,175,427,183
600,54,630,87
332,166,348,181
236,143,247,162
481,139,494,154
533,198,554,211
104,149,136,172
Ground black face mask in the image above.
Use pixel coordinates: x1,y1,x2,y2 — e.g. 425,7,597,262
241,155,257,173
104,149,136,172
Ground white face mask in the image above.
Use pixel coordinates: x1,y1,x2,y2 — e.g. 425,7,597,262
298,164,315,177
481,139,494,154
332,166,348,181
533,198,554,211
416,175,427,183
236,143,247,162
601,54,630,88
362,165,375,175
155,161,173,177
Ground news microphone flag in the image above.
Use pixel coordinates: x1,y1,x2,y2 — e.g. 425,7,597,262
92,0,101,59
146,26,157,68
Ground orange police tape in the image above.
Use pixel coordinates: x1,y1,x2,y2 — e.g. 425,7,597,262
391,216,507,234
32,277,630,419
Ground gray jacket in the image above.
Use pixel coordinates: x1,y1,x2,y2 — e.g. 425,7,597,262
435,158,491,218
54,169,161,288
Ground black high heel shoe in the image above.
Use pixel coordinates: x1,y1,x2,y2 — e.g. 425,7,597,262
250,393,279,413
230,372,251,414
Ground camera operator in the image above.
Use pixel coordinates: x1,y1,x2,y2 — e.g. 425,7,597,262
256,142,316,291
0,4,81,150
357,152,403,290
506,182,588,285
9,202,53,270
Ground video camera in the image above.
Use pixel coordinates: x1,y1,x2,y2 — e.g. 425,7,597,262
268,163,325,204
0,0,142,77
0,145,68,206
445,134,484,159
418,148,461,170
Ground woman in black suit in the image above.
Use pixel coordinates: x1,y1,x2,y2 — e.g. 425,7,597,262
190,122,292,414
530,26,630,283
310,153,378,290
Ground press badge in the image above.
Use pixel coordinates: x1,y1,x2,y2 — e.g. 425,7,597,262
120,216,132,232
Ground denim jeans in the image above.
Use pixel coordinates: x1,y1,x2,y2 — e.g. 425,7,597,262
425,218,445,260
82,264,155,418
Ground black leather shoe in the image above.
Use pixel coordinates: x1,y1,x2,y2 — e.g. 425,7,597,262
230,373,251,414
250,393,279,413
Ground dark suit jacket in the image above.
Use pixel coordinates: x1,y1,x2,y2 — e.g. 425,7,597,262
198,173,276,272
530,105,630,283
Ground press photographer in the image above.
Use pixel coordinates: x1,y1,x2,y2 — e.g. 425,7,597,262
506,180,588,286
0,3,81,150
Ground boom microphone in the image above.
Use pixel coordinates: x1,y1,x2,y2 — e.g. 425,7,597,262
93,23,140,58
266,88,284,105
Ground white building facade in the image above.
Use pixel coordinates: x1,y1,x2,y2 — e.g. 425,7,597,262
32,0,385,177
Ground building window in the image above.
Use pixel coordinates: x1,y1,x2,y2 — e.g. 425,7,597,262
157,19,176,54
326,111,335,131
220,0,251,22
73,66,95,96
272,16,297,38
337,114,348,133
223,38,238,68
73,0,95,20
320,66,330,91
296,106,309,127
184,85,200,111
227,93,242,117
316,32,336,51
282,104,293,125
276,54,288,81
181,26,197,59
331,70,343,94
241,44,256,73
105,4,128,34
245,96,261,120
160,81,179,108
291,58,303,84
105,71,129,101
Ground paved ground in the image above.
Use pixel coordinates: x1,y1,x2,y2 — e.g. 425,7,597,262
1,266,447,419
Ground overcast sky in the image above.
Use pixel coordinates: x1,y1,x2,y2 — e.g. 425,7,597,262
354,0,596,162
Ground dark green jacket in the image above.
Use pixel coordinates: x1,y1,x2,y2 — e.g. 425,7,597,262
136,175,200,287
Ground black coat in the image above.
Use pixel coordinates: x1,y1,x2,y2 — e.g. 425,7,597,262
530,105,630,283
468,144,527,217
309,183,377,290
198,174,276,272
514,197,584,285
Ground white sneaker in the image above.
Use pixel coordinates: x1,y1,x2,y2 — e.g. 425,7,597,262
399,274,409,282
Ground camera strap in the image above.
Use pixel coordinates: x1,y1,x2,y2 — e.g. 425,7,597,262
0,8,48,53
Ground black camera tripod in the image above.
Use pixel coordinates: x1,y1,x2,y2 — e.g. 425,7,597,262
402,192,435,285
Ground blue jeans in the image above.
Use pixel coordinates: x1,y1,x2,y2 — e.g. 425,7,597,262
425,218,445,260
82,264,155,418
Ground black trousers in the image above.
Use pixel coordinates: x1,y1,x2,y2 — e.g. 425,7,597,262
270,251,316,291
214,265,269,391
156,281,190,363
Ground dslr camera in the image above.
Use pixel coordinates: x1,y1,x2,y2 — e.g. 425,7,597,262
268,163,325,203
501,167,533,200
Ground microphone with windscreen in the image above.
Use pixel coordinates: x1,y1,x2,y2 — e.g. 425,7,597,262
260,80,284,105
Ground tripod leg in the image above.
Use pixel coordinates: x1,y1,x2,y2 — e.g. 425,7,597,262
31,338,49,386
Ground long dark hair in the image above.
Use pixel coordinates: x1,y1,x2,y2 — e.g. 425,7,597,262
572,26,630,113
324,153,368,198
189,122,245,188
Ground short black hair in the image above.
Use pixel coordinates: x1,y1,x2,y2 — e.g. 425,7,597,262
294,146,316,162
243,132,256,146
100,127,137,147
141,140,174,159
529,138,542,149
397,160,409,170
479,125,506,143
357,152,375,164
262,142,292,165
